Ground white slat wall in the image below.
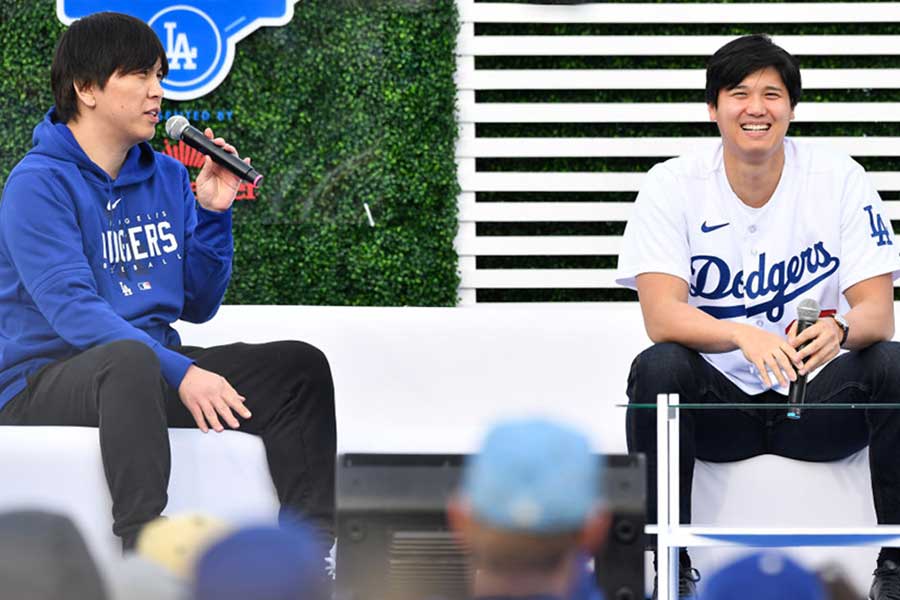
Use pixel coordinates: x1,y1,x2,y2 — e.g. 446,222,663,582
454,1,900,304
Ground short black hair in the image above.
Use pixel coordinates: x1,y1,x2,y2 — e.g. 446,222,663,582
51,12,169,123
705,34,801,108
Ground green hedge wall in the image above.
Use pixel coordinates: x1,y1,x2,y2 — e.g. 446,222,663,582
0,0,460,306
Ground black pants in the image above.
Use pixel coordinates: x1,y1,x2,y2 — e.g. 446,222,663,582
626,341,900,555
0,339,336,548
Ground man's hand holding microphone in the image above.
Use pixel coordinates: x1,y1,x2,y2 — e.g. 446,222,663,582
732,298,846,418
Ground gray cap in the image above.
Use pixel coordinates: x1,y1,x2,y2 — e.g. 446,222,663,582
0,509,108,600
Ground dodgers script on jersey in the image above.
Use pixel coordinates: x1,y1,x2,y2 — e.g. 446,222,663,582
616,138,900,395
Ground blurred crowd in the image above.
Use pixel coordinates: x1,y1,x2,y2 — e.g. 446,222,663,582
0,509,330,600
0,418,862,600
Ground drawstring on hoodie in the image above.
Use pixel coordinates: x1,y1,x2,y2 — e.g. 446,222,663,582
106,187,143,286
105,179,127,280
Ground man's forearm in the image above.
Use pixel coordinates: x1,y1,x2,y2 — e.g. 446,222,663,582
843,299,895,350
640,298,746,354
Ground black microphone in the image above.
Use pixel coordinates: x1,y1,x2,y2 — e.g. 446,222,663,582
165,116,262,187
787,298,820,420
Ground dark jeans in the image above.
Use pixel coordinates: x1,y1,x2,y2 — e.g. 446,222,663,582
626,341,900,548
0,339,337,549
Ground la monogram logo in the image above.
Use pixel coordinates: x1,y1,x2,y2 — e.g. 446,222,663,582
163,20,198,71
864,205,893,247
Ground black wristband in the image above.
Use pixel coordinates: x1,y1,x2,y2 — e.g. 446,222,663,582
831,314,849,347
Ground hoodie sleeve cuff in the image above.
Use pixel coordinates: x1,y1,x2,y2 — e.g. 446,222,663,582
195,205,233,252
157,347,195,390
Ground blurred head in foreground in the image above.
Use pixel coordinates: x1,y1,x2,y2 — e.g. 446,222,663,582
0,509,108,600
703,552,825,600
193,523,328,600
447,418,609,599
136,513,231,580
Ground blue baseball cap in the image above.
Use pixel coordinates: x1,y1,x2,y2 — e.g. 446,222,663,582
704,553,825,600
193,523,327,600
462,418,602,533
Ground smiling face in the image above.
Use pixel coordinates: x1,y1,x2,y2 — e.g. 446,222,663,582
76,58,164,148
708,66,795,165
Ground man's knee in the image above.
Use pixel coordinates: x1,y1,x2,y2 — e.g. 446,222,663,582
263,341,334,430
629,342,698,388
91,340,161,379
868,340,900,361
88,341,165,421
90,340,163,404
276,341,332,383
853,340,900,375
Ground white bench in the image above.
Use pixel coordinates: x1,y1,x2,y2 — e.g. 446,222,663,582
0,304,882,592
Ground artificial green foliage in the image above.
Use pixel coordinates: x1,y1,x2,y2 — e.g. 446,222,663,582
0,3,65,176
0,0,460,306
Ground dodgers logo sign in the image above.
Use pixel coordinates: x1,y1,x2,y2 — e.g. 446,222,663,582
57,0,299,100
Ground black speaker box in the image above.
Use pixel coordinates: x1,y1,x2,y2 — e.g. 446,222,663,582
594,453,646,600
336,452,646,600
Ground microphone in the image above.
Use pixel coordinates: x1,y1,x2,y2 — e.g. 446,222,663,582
165,116,262,187
787,298,820,420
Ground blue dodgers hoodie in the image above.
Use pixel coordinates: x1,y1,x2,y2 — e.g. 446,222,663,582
0,108,233,410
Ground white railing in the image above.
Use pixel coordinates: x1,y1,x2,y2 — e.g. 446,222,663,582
454,0,900,304
458,3,900,23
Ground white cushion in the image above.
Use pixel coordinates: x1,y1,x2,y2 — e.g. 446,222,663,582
0,426,277,565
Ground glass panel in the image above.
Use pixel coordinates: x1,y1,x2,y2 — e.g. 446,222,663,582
618,403,900,409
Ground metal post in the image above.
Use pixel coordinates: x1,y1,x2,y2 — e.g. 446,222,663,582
667,393,680,600
656,392,672,600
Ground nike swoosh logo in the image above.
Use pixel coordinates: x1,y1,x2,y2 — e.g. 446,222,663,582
701,221,729,233
107,197,122,211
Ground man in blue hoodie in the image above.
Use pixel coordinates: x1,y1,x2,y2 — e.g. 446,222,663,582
0,12,336,551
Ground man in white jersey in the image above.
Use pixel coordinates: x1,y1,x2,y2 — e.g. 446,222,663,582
616,34,900,600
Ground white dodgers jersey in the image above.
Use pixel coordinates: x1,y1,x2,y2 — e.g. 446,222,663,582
616,138,900,395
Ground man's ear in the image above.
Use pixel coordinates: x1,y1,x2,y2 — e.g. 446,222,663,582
73,80,96,109
446,495,472,539
579,508,612,553
708,102,718,122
